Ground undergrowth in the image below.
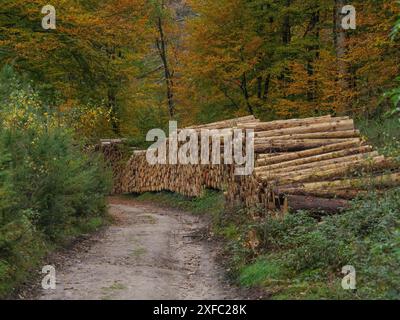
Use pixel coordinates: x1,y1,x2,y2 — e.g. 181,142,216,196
0,67,112,298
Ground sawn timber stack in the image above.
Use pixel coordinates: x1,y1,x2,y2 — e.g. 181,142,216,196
100,115,400,214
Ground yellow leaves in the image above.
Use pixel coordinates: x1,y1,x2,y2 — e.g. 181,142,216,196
63,103,115,139
182,0,259,91
244,36,263,55
1,0,151,115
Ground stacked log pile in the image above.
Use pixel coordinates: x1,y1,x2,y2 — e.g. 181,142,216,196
120,153,207,197
247,115,399,212
117,116,257,197
96,139,129,194
100,115,400,214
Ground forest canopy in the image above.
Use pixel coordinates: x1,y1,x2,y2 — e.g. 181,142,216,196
0,0,399,142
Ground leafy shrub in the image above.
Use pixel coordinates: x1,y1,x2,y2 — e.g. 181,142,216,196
357,118,400,159
0,128,111,240
0,67,112,297
242,190,400,299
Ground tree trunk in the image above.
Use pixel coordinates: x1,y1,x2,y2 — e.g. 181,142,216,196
287,195,349,213
279,0,292,90
263,74,271,101
282,0,292,45
156,16,175,118
334,0,349,114
107,89,119,135
257,76,263,99
241,72,254,114
306,11,320,103
256,140,366,167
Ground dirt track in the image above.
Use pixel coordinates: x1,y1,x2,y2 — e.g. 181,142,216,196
33,197,240,300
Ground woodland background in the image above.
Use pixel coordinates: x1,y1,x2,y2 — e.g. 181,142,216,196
1,1,400,143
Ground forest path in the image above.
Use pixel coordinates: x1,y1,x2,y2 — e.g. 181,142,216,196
35,196,240,300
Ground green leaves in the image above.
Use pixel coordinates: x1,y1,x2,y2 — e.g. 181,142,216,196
246,189,400,299
383,86,400,118
0,69,111,297
384,4,400,119
390,2,400,40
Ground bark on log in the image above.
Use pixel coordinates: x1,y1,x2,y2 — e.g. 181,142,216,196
187,115,257,130
278,172,400,194
256,145,372,172
238,115,335,131
256,140,365,166
279,188,364,200
254,138,360,153
256,151,379,176
267,156,392,185
286,195,350,213
255,129,360,140
255,119,354,138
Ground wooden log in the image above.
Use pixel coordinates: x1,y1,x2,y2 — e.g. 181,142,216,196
277,172,400,193
286,195,350,213
256,140,366,166
237,115,334,131
255,148,379,175
257,153,284,159
187,115,257,130
277,188,364,200
254,138,360,153
255,119,354,138
256,145,373,172
255,138,359,145
266,156,391,185
255,129,360,140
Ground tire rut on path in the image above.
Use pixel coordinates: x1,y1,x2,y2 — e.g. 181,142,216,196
36,197,240,300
